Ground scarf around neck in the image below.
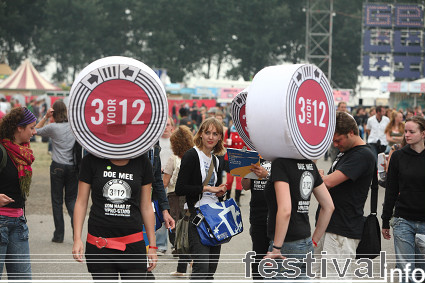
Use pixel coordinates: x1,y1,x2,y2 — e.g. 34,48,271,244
1,139,35,199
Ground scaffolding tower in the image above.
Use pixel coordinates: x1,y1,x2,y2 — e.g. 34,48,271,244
305,0,334,85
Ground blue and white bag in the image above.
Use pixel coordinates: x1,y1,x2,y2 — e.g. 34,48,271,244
195,198,243,246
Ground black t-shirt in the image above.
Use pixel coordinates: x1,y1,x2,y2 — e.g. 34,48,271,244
265,158,323,242
0,147,25,208
319,145,375,239
249,160,270,225
79,154,154,230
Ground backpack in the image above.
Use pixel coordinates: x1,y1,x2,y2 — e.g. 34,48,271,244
0,143,6,174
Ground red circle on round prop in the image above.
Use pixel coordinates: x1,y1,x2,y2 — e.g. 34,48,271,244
294,80,329,146
84,80,152,144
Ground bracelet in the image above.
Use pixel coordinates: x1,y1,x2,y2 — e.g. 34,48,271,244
149,246,158,250
272,245,281,250
312,239,318,247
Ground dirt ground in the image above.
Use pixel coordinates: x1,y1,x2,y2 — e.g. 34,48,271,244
26,140,56,215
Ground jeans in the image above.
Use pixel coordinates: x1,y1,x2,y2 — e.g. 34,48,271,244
0,215,31,280
155,223,168,251
392,217,425,282
266,237,313,281
188,213,221,280
50,161,78,241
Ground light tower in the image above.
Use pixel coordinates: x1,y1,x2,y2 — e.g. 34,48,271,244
305,0,334,85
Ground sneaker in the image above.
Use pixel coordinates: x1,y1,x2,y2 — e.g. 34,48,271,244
170,271,186,277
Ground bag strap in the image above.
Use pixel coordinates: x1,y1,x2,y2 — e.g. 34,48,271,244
0,143,6,174
202,156,215,187
370,163,379,214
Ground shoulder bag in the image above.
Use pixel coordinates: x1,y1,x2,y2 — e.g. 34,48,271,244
356,168,381,259
174,209,191,254
194,156,243,246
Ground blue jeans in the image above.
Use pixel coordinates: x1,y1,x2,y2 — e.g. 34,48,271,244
0,215,32,280
392,217,425,282
155,223,168,251
50,161,78,241
267,237,313,281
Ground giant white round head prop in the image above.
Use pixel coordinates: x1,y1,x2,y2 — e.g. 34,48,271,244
246,64,335,161
68,56,168,159
231,87,256,151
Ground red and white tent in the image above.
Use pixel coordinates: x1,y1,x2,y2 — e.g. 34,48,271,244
0,59,60,91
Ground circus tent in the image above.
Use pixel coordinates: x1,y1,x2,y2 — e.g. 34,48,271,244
0,59,61,95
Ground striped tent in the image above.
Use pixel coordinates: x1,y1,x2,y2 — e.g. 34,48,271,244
0,59,61,92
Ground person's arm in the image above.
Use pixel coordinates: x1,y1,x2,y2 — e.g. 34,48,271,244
72,181,90,262
241,178,251,190
35,107,53,129
321,170,349,189
140,183,158,271
311,183,334,244
163,173,172,189
381,152,400,237
264,181,291,260
0,194,14,207
162,155,175,189
151,150,170,211
385,146,396,172
365,118,371,136
150,148,175,229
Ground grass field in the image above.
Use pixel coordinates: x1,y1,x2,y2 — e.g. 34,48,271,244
26,140,53,215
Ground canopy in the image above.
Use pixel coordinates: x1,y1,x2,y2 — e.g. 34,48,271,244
0,59,60,91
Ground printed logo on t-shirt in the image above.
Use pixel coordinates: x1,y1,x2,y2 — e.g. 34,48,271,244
299,171,313,200
103,179,132,204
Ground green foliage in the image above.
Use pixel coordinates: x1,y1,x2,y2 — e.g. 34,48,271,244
0,0,385,89
0,0,46,68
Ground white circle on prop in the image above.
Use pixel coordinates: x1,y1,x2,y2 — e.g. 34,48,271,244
68,56,168,159
246,64,335,161
231,87,256,151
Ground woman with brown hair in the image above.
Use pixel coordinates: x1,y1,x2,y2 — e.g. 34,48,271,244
0,107,37,280
163,125,194,277
175,117,227,280
385,110,405,151
382,115,425,282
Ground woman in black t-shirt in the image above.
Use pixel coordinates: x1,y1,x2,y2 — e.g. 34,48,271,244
72,154,157,281
264,158,334,281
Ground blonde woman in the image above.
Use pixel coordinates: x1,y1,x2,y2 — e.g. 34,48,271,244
175,117,226,280
385,111,405,149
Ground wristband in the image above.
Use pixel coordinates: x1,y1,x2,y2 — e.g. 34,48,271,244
149,246,158,250
312,239,318,247
272,245,281,250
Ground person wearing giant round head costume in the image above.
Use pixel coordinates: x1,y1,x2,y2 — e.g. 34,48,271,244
243,64,335,280
70,56,169,280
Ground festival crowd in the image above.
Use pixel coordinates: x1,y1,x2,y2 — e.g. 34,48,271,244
0,98,424,282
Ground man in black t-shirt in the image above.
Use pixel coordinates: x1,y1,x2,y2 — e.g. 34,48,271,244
315,111,376,280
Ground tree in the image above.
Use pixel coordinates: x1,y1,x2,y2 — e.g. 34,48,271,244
0,0,46,68
226,0,299,80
